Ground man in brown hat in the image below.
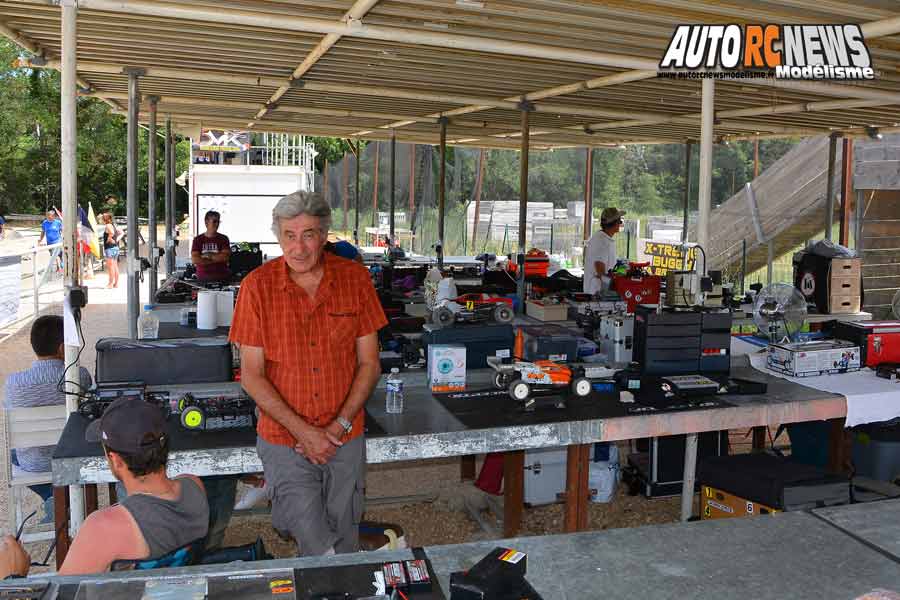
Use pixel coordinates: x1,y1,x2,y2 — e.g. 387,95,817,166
584,207,625,295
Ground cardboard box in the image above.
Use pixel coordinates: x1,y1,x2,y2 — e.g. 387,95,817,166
701,485,780,520
427,344,466,392
525,300,568,322
766,339,861,377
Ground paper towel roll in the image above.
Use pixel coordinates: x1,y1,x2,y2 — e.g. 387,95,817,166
216,290,235,327
197,291,218,330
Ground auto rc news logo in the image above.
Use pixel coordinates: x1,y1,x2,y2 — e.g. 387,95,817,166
659,24,875,80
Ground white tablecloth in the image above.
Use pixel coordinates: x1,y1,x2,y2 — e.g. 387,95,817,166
747,350,900,427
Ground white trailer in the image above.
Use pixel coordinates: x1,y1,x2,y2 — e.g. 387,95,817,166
189,164,311,244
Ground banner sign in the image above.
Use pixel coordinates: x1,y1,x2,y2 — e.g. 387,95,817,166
194,130,250,152
637,239,698,276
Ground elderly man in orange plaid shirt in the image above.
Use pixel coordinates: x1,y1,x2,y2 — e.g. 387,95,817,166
230,190,386,556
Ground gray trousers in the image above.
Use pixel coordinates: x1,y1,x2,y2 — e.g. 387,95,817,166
257,435,365,556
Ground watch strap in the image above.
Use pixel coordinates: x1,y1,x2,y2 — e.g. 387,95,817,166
336,416,353,433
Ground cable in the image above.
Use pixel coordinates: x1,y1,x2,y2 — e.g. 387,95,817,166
56,307,93,402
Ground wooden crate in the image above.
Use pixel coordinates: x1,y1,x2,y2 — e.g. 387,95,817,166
525,300,568,322
829,294,862,314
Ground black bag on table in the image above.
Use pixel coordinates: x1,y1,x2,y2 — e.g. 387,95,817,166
95,337,232,385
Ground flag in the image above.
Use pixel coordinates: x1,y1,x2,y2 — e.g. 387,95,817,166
87,203,102,258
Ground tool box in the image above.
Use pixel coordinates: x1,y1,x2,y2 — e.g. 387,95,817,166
95,337,233,385
700,311,732,374
521,323,579,362
766,339,861,377
700,485,781,520
633,305,701,375
599,314,634,367
698,453,850,512
424,323,513,370
610,273,662,312
624,432,729,498
834,320,900,367
794,254,862,314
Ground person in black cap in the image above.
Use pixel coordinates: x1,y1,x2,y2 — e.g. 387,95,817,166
57,398,209,575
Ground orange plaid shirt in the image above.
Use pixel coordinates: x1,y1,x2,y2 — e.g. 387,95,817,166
229,252,387,446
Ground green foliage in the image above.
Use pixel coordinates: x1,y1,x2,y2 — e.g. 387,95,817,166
310,137,360,171
0,38,191,217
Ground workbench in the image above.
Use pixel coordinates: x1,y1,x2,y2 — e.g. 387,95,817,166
52,359,846,565
18,499,900,599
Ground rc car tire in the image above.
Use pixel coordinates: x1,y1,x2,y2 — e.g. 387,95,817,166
509,379,531,401
493,371,508,389
433,306,455,328
181,406,206,430
493,304,514,324
571,376,592,397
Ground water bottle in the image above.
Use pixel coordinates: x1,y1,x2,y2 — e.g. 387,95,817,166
385,368,404,414
138,304,159,340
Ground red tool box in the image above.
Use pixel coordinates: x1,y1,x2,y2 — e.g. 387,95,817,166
834,321,900,367
610,264,661,312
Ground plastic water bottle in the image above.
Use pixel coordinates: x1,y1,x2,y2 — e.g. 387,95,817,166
137,304,159,340
385,368,404,414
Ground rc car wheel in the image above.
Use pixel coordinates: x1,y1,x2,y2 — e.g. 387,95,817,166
508,379,531,401
493,304,514,324
180,406,206,430
433,306,455,328
571,376,592,397
493,371,509,389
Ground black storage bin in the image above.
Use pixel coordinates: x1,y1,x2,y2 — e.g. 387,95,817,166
521,324,579,362
698,452,849,510
96,337,233,385
423,323,515,369
633,305,701,375
626,431,728,498
700,312,733,374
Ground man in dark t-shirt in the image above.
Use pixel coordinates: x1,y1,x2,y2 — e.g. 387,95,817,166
191,210,231,281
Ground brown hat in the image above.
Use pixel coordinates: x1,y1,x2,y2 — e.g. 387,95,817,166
601,207,626,227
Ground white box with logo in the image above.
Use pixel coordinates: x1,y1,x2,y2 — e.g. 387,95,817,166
427,344,467,392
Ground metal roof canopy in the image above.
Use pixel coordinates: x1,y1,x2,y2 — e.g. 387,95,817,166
2,1,900,148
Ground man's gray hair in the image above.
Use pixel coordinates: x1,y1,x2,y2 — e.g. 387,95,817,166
271,190,332,238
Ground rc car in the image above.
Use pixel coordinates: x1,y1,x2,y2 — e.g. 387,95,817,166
487,357,592,407
432,293,514,328
176,392,257,431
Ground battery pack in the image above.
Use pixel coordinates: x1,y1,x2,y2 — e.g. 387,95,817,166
382,562,408,594
404,559,433,593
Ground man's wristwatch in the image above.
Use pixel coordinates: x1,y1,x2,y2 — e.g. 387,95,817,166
336,416,353,436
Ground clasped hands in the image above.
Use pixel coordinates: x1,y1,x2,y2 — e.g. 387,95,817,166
293,420,346,465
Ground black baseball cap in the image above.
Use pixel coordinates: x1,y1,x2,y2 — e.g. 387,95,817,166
85,397,167,454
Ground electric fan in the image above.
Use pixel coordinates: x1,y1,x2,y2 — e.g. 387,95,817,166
752,283,808,343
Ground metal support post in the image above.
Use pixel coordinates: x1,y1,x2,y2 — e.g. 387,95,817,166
389,131,396,243
855,190,864,251
680,433,698,521
438,118,447,268
741,239,747,295
125,67,144,338
682,141,693,243
767,241,774,285
583,147,593,242
164,118,174,275
147,97,158,299
517,103,534,311
354,140,360,246
825,133,840,241
697,79,714,250
60,0,85,542
839,138,853,246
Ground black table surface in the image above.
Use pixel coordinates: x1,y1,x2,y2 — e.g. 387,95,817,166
54,410,389,461
157,322,231,340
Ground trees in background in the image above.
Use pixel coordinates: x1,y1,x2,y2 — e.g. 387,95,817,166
0,36,799,221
